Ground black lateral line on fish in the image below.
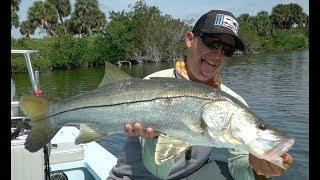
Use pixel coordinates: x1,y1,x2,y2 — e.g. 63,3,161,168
48,95,214,118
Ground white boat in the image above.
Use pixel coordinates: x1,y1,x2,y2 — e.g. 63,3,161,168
11,50,117,180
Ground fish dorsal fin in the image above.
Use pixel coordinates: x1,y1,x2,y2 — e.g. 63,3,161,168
98,61,132,87
75,124,107,144
155,134,190,165
181,117,205,134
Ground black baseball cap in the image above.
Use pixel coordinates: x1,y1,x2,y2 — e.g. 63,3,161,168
192,10,245,51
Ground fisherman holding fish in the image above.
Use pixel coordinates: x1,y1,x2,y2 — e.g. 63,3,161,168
109,10,293,180
19,9,295,180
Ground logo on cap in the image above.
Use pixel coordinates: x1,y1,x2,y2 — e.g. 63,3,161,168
214,14,239,35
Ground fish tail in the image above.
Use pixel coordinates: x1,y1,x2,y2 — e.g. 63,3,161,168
19,96,59,152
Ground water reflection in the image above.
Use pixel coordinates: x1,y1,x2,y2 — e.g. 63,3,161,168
222,50,309,180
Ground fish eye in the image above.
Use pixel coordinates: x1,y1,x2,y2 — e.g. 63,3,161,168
258,123,267,131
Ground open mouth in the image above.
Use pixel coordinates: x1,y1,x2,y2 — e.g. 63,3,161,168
201,59,215,66
264,138,295,158
200,59,216,77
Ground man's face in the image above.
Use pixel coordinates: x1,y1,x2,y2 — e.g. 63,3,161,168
185,32,235,83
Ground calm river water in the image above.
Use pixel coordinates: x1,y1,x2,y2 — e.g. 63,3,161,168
12,49,309,180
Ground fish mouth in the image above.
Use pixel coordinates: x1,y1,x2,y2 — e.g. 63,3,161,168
264,138,295,158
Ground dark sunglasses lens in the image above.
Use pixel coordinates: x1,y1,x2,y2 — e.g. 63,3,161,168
222,45,235,57
203,38,235,57
203,39,222,49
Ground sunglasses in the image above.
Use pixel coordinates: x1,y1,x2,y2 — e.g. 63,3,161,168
194,32,236,57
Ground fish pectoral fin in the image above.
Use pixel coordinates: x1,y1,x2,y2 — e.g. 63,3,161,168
181,117,205,134
155,134,190,165
98,61,132,87
202,101,238,131
75,124,106,144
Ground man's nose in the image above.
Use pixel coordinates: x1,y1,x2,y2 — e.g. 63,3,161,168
212,46,223,59
212,45,222,53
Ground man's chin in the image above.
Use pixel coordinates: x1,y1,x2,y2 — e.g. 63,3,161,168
192,73,214,83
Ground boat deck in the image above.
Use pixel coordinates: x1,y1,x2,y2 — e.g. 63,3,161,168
11,126,117,180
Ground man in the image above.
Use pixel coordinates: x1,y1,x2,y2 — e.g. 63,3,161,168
108,10,293,180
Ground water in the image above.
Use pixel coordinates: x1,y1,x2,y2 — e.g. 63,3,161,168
12,50,309,180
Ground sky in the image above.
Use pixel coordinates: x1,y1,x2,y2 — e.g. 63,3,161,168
11,0,309,38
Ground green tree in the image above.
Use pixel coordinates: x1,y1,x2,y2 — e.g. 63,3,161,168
237,20,261,54
131,2,163,61
271,3,304,29
289,3,304,27
19,21,37,38
253,11,273,36
238,13,251,22
271,4,291,29
302,12,309,27
103,17,135,62
237,13,256,31
104,0,190,62
131,0,189,62
11,0,21,28
48,0,72,34
27,0,59,37
69,0,107,37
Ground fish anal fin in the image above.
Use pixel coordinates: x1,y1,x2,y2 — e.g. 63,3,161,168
98,61,132,87
75,124,107,144
155,134,190,165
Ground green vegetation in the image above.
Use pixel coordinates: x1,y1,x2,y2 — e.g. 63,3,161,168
11,0,308,72
11,0,21,28
236,3,308,54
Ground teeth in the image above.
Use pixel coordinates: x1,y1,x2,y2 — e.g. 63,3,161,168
203,59,215,66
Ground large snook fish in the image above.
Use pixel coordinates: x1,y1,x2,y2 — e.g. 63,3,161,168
20,62,294,169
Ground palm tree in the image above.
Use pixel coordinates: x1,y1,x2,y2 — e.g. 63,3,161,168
19,21,37,38
27,0,59,37
69,0,106,36
289,3,304,27
271,4,292,29
11,0,21,28
271,3,304,29
48,0,71,33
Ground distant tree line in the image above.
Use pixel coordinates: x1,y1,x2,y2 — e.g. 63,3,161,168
236,3,308,54
11,0,308,72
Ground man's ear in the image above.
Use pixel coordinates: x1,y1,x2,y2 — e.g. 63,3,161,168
185,31,195,48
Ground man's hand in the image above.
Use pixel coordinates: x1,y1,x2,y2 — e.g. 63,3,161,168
249,153,293,179
124,123,159,138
